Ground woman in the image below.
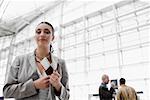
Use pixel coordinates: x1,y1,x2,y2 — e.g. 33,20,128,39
3,22,70,100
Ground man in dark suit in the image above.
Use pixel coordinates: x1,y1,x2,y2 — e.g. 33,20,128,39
99,74,115,100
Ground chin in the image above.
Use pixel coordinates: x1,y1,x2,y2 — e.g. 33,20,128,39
38,44,47,48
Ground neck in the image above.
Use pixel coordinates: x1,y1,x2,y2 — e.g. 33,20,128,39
36,47,49,59
102,82,106,85
120,84,126,86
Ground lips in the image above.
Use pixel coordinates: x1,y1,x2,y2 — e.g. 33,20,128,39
40,39,46,40
39,38,47,41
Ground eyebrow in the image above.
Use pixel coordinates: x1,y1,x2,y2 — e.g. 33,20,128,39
36,28,50,31
44,28,50,31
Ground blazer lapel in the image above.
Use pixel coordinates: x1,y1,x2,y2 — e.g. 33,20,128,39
51,55,62,75
28,52,39,80
51,54,58,70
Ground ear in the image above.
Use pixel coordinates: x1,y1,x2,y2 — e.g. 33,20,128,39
52,35,55,41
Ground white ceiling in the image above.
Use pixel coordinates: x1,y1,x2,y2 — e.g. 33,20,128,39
0,0,53,22
0,0,149,37
0,0,61,37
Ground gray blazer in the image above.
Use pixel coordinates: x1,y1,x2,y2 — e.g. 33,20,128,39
3,52,69,100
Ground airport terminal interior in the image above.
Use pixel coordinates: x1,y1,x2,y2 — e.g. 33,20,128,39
0,0,150,100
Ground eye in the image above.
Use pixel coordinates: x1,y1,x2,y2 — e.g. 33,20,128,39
36,30,41,34
44,29,52,34
44,30,51,34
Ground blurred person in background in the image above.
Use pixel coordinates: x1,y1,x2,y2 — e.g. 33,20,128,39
3,22,69,100
99,74,115,100
116,78,137,100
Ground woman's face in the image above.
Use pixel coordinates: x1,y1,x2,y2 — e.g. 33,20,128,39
35,23,54,48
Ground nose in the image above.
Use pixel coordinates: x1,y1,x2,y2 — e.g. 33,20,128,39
39,31,45,36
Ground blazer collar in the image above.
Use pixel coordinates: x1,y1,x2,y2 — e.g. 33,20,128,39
28,52,37,72
28,50,59,71
51,53,59,70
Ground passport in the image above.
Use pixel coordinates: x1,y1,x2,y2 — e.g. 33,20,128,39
45,66,53,75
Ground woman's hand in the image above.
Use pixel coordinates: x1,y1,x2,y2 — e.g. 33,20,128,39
49,71,62,92
33,76,50,89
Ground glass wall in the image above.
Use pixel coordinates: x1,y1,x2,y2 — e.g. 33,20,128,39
61,0,150,100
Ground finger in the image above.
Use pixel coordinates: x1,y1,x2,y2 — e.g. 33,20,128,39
45,76,50,79
42,76,50,80
50,76,58,83
50,75,57,81
53,71,59,75
52,71,61,78
45,83,49,88
44,79,50,84
51,74,59,80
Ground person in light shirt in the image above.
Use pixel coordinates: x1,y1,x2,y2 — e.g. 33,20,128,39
3,22,70,100
116,78,137,100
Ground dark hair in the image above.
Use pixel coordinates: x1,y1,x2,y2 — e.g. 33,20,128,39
119,78,126,85
38,21,54,35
